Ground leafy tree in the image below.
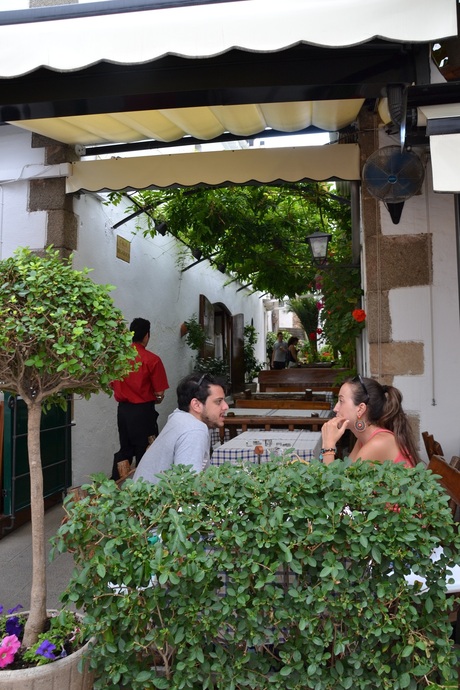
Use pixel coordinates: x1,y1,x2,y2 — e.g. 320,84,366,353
0,247,134,647
108,182,363,364
107,182,352,299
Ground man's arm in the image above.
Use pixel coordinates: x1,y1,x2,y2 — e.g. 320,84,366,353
148,355,169,401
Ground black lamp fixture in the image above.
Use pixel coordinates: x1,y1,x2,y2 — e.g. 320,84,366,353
217,263,226,274
191,248,202,261
306,229,332,266
155,221,168,236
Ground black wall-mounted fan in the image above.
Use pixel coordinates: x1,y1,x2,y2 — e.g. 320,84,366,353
362,145,425,224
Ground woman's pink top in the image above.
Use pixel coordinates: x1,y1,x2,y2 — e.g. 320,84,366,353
357,429,415,468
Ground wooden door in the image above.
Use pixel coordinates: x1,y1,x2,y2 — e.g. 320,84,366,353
231,313,245,393
199,294,215,359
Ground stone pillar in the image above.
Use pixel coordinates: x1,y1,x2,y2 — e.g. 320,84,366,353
358,109,429,389
29,134,79,258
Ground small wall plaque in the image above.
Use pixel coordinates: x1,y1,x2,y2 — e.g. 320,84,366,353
116,235,131,263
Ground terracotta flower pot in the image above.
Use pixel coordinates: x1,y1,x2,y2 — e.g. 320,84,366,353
0,612,94,690
0,635,94,690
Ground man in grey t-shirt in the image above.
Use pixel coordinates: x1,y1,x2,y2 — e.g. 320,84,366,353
271,331,287,370
133,372,229,484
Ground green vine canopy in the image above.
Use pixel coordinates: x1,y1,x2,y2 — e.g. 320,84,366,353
108,182,364,366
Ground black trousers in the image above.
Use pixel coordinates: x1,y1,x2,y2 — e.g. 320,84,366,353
110,401,159,480
273,361,286,370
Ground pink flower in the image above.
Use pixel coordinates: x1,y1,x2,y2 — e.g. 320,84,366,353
0,634,21,668
316,301,324,310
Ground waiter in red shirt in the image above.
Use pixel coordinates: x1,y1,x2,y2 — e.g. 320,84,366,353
110,317,169,480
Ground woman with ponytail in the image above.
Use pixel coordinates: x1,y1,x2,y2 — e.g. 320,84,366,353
320,375,420,467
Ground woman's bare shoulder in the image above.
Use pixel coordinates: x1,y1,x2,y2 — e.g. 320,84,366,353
356,429,399,462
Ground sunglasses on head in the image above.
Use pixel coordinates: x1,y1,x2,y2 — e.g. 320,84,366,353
196,373,210,387
353,374,369,400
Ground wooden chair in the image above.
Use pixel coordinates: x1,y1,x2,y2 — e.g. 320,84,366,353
234,398,331,410
115,459,136,487
427,454,460,519
422,431,444,462
450,456,460,471
115,435,156,486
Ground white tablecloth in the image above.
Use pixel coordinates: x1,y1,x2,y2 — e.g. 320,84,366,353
210,430,322,466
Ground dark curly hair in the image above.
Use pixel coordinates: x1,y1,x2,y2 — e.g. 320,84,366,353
176,373,218,411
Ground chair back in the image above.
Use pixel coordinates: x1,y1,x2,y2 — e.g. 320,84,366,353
422,431,444,461
427,454,460,518
450,455,460,471
116,459,136,487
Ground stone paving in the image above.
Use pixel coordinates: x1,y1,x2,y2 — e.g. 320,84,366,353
0,503,75,611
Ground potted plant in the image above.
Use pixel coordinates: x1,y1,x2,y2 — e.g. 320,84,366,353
55,459,460,689
181,314,206,352
0,247,134,685
286,295,320,360
182,314,231,386
243,324,264,385
193,355,230,386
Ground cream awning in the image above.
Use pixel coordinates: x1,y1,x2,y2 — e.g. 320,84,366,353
66,144,361,193
10,100,365,147
0,0,455,78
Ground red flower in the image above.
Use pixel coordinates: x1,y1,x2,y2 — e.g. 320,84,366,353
352,309,366,323
316,301,324,310
308,332,316,341
316,328,322,335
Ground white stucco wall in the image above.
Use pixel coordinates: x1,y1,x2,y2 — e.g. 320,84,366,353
69,193,266,484
0,126,47,257
376,150,460,462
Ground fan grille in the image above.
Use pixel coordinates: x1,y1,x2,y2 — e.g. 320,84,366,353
363,146,425,203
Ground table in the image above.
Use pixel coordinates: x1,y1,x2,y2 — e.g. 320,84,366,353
210,408,330,447
220,408,329,441
227,407,330,418
211,430,322,466
236,391,335,403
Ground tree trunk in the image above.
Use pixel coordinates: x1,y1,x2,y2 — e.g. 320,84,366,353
22,401,47,648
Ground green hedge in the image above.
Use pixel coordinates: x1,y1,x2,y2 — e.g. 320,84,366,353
54,459,460,690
